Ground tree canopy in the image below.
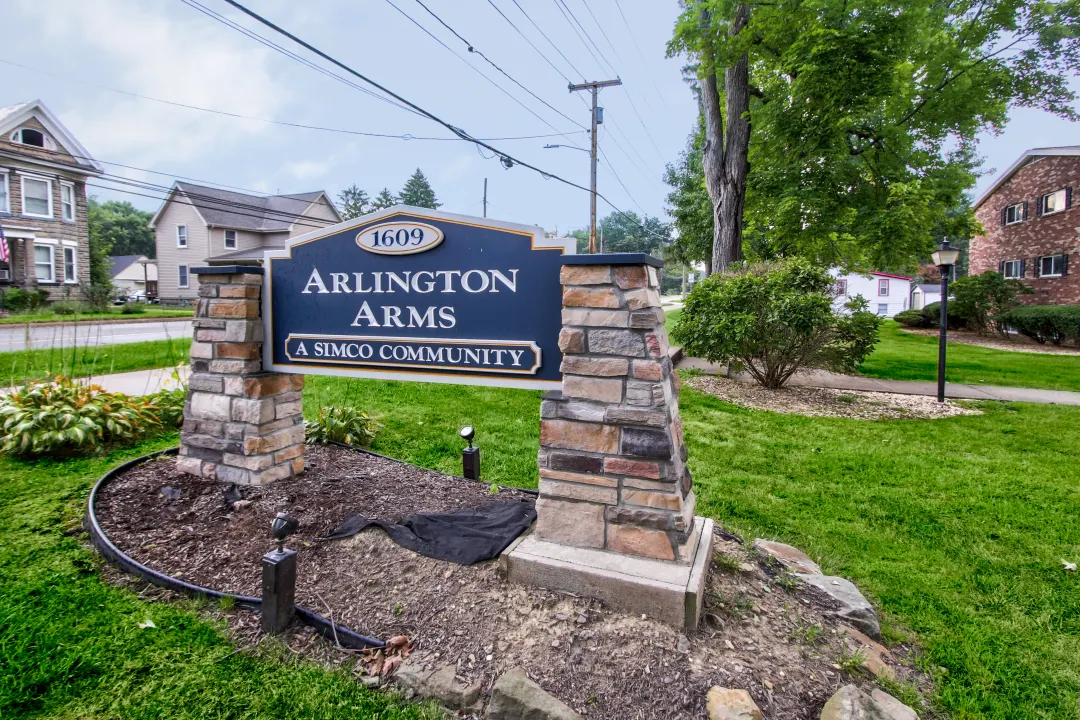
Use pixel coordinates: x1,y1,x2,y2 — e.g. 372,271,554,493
398,168,441,209
568,212,671,256
335,168,441,219
336,185,371,220
87,198,155,286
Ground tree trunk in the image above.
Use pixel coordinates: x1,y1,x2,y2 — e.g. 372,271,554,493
701,4,751,275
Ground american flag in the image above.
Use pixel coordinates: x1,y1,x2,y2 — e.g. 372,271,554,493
0,225,8,264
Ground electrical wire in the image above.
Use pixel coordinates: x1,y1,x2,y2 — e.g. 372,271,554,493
506,0,587,82
485,0,576,84
611,0,669,110
552,0,611,76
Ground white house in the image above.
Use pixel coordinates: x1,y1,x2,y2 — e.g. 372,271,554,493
109,254,157,297
910,283,941,310
831,270,913,317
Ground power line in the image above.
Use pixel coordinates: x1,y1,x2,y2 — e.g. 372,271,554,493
507,0,587,82
611,0,669,110
552,0,612,76
485,0,575,84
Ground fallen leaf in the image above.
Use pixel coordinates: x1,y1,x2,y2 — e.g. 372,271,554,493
137,618,156,629
1062,559,1077,572
381,657,402,676
388,635,410,648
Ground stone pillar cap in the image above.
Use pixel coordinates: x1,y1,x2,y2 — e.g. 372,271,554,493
562,253,663,268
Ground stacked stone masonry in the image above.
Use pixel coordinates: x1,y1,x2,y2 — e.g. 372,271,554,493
178,269,305,485
537,262,697,563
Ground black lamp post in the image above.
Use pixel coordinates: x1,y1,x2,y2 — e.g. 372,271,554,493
931,239,962,402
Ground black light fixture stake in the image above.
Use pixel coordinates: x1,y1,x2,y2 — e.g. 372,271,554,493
262,512,299,634
460,425,481,481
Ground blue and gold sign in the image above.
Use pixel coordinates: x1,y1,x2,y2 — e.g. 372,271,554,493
263,207,572,389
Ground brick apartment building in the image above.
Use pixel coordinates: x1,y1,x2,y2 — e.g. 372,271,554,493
971,147,1077,305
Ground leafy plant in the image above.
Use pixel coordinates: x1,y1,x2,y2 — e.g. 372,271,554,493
921,301,967,330
949,271,1032,336
304,406,381,447
0,378,163,457
1,288,50,312
1002,305,1080,346
894,308,930,328
673,259,882,388
52,300,88,316
145,384,186,429
121,302,148,315
81,283,115,312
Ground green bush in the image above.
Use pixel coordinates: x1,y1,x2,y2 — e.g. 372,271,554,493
52,300,88,316
672,258,882,388
1003,305,1080,346
145,386,186,428
949,271,1032,336
81,283,114,312
0,378,164,457
894,309,929,328
922,301,968,330
304,406,381,447
1,288,50,312
121,302,148,315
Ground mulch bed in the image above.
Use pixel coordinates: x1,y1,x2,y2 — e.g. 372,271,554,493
901,327,1080,355
94,445,934,719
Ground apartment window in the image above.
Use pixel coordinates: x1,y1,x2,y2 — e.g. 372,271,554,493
835,278,847,296
21,176,52,218
0,172,8,213
877,303,888,315
60,182,75,222
34,244,54,282
878,278,889,296
178,264,189,288
1037,254,1067,278
224,229,237,250
11,127,50,148
1003,203,1024,225
62,246,77,283
1001,259,1023,279
176,225,187,248
1039,188,1070,216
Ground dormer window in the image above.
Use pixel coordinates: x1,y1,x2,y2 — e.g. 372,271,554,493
9,127,56,150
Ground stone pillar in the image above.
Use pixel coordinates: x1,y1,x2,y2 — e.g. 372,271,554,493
537,256,697,562
178,266,305,485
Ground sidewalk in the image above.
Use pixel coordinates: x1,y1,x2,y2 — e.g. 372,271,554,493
81,365,191,396
676,356,1080,406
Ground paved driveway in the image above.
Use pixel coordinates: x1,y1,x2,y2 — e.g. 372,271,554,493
0,320,193,352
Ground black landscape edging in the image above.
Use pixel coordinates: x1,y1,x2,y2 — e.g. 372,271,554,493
85,446,385,650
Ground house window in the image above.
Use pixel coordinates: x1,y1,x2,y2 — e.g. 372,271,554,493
877,303,888,315
1001,259,1023,279
177,225,187,248
178,264,189,288
1040,189,1068,216
1004,203,1024,225
11,127,47,148
60,182,75,222
835,278,847,296
224,230,237,250
0,172,8,213
1038,254,1067,278
34,244,54,282
62,246,77,283
21,176,52,218
878,278,889,296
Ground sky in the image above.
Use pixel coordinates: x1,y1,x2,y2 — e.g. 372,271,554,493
0,0,1076,234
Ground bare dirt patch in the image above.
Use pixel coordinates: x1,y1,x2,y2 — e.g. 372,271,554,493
901,327,1080,355
687,375,979,420
94,446,933,719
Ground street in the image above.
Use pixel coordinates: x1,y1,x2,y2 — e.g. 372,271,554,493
0,320,193,352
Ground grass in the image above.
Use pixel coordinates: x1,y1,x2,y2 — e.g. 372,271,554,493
0,337,192,387
0,306,193,324
0,434,436,719
665,309,1080,392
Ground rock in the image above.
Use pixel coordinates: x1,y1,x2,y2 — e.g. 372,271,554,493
395,663,481,710
706,687,763,720
487,667,581,720
159,486,182,501
796,574,881,641
677,634,691,653
753,539,822,574
820,684,918,720
841,625,895,680
232,499,253,511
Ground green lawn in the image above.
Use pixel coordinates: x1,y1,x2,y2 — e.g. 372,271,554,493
665,310,1080,392
0,337,192,387
0,435,435,719
0,306,193,324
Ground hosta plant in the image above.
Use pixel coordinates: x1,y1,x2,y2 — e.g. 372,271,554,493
304,406,381,447
0,377,163,457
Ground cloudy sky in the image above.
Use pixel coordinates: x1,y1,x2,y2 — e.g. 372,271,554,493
2,0,1076,233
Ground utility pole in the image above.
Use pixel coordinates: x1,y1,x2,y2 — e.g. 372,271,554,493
483,178,488,218
569,78,621,253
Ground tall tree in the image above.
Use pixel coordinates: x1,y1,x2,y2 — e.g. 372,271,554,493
337,185,371,220
398,168,441,209
371,188,398,211
569,212,671,255
88,199,155,258
671,0,1080,274
664,123,714,274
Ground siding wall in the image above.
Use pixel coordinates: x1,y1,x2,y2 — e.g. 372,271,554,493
831,272,911,317
154,197,209,302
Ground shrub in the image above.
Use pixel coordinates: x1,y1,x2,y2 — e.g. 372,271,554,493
894,309,930,328
1,288,50,312
53,300,88,316
0,378,163,457
1003,305,1080,346
949,271,1032,336
304,406,381,447
145,386,186,428
121,302,148,315
922,301,968,330
672,258,883,388
81,283,114,312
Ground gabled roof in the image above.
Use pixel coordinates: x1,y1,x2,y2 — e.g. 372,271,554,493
0,99,103,173
973,146,1080,209
869,271,912,281
109,254,145,277
148,182,340,231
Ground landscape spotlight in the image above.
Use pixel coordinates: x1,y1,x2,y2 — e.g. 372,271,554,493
270,512,300,553
460,426,480,481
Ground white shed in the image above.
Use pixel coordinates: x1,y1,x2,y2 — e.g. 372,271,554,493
831,270,913,317
910,283,942,310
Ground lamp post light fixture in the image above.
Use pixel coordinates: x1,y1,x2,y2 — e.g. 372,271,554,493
460,425,481,481
931,239,962,402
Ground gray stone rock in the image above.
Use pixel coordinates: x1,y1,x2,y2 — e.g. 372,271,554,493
620,427,673,459
819,684,918,720
797,574,881,641
395,662,481,710
487,668,581,720
587,329,645,357
752,539,823,574
706,687,763,720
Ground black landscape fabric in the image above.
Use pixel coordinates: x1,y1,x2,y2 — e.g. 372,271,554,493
324,499,537,565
